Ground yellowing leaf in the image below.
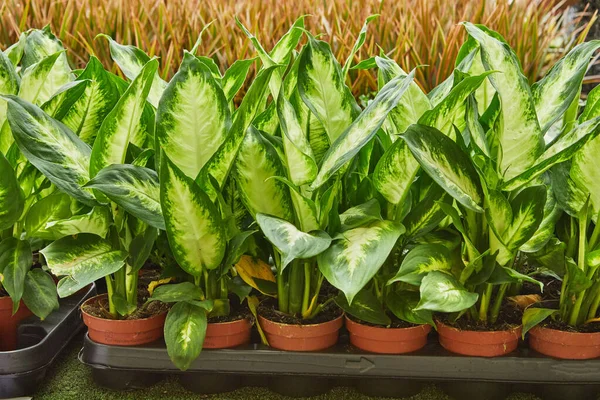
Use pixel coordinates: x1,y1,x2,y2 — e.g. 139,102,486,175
148,277,174,296
235,255,275,295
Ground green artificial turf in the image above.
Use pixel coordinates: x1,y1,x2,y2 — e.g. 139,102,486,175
34,336,542,400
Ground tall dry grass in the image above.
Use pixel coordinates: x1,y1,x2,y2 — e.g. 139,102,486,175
0,0,596,94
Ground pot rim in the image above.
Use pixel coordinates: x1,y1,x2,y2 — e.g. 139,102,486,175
435,319,522,335
258,312,344,328
345,315,431,331
207,316,253,326
530,325,600,338
81,293,167,323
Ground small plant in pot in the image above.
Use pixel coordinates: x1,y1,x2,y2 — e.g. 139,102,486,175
390,25,600,357
5,50,166,345
523,85,600,360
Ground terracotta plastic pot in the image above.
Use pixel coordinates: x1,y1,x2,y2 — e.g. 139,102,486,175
436,320,521,357
258,314,343,351
0,297,33,351
529,326,600,359
203,318,252,349
346,316,431,354
82,294,166,346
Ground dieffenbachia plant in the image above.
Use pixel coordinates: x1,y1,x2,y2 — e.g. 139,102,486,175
5,34,163,319
522,81,600,333
395,24,600,325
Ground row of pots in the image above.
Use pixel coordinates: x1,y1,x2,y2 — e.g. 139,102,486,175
79,294,600,360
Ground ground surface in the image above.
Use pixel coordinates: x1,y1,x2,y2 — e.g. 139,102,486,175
33,334,546,400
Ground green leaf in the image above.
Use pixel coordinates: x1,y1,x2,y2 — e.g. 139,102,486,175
99,35,166,107
41,233,127,298
90,59,157,178
501,185,547,253
50,56,120,145
31,206,111,241
85,164,164,230
19,52,72,105
277,91,318,186
198,66,278,193
24,191,72,237
388,244,453,286
342,15,379,78
386,290,434,327
164,301,207,371
150,282,204,303
532,40,600,134
234,126,294,221
334,289,390,326
488,265,544,291
0,153,24,230
463,23,544,182
520,185,560,253
402,124,484,212
373,136,418,205
22,269,58,319
160,153,226,276
156,52,231,179
21,27,68,68
127,222,158,272
298,37,358,143
403,184,450,239
338,199,382,231
503,117,600,191
522,307,557,337
0,238,32,314
256,213,331,270
4,96,97,206
415,271,478,313
580,84,600,123
222,58,255,102
565,258,593,294
311,71,416,189
318,220,404,304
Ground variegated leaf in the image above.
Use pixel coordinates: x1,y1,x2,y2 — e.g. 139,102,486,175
256,213,331,270
41,233,127,298
502,117,600,191
99,34,167,107
19,52,73,105
580,85,600,123
160,153,226,275
388,244,453,286
277,91,318,186
464,23,544,182
401,124,484,212
298,37,359,142
24,191,71,237
41,80,90,118
415,271,478,313
311,71,416,189
318,220,404,304
222,58,255,102
373,138,417,205
22,269,59,320
33,206,111,241
0,153,24,230
521,184,560,253
90,59,157,177
198,66,277,192
21,27,68,68
85,164,164,230
0,50,19,132
0,238,32,313
235,126,294,221
164,301,207,371
4,96,97,206
156,52,230,179
532,40,600,134
342,15,379,78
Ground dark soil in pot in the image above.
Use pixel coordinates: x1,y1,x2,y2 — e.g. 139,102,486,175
257,298,342,325
437,303,521,331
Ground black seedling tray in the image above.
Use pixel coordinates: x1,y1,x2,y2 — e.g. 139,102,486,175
80,326,600,400
0,284,96,399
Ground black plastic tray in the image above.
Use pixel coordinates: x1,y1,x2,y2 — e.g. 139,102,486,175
80,326,600,400
0,284,96,399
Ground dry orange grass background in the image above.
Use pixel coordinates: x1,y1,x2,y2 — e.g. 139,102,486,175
0,0,596,94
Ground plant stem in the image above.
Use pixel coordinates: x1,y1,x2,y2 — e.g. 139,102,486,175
125,264,137,307
478,284,493,323
302,262,311,315
105,276,116,316
587,283,600,321
288,262,304,315
490,283,508,324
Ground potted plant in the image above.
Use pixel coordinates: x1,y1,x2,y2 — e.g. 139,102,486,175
390,24,600,357
5,47,165,346
523,83,600,359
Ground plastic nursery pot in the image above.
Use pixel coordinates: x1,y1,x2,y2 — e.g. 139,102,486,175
436,320,522,357
0,297,33,351
258,313,343,351
82,294,166,346
203,318,252,349
345,316,431,354
529,326,600,359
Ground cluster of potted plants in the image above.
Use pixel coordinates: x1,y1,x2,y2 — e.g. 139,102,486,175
1,17,600,373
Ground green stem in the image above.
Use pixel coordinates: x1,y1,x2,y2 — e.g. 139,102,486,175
288,262,304,315
302,262,311,315
478,284,493,323
125,264,138,307
274,249,288,313
105,276,116,316
490,283,508,324
587,283,600,321
570,214,590,326
559,273,569,321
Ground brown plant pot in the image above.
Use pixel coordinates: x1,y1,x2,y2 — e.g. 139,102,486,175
203,318,252,349
82,294,166,346
0,297,33,351
258,314,343,351
529,326,600,359
436,320,522,357
346,316,431,354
